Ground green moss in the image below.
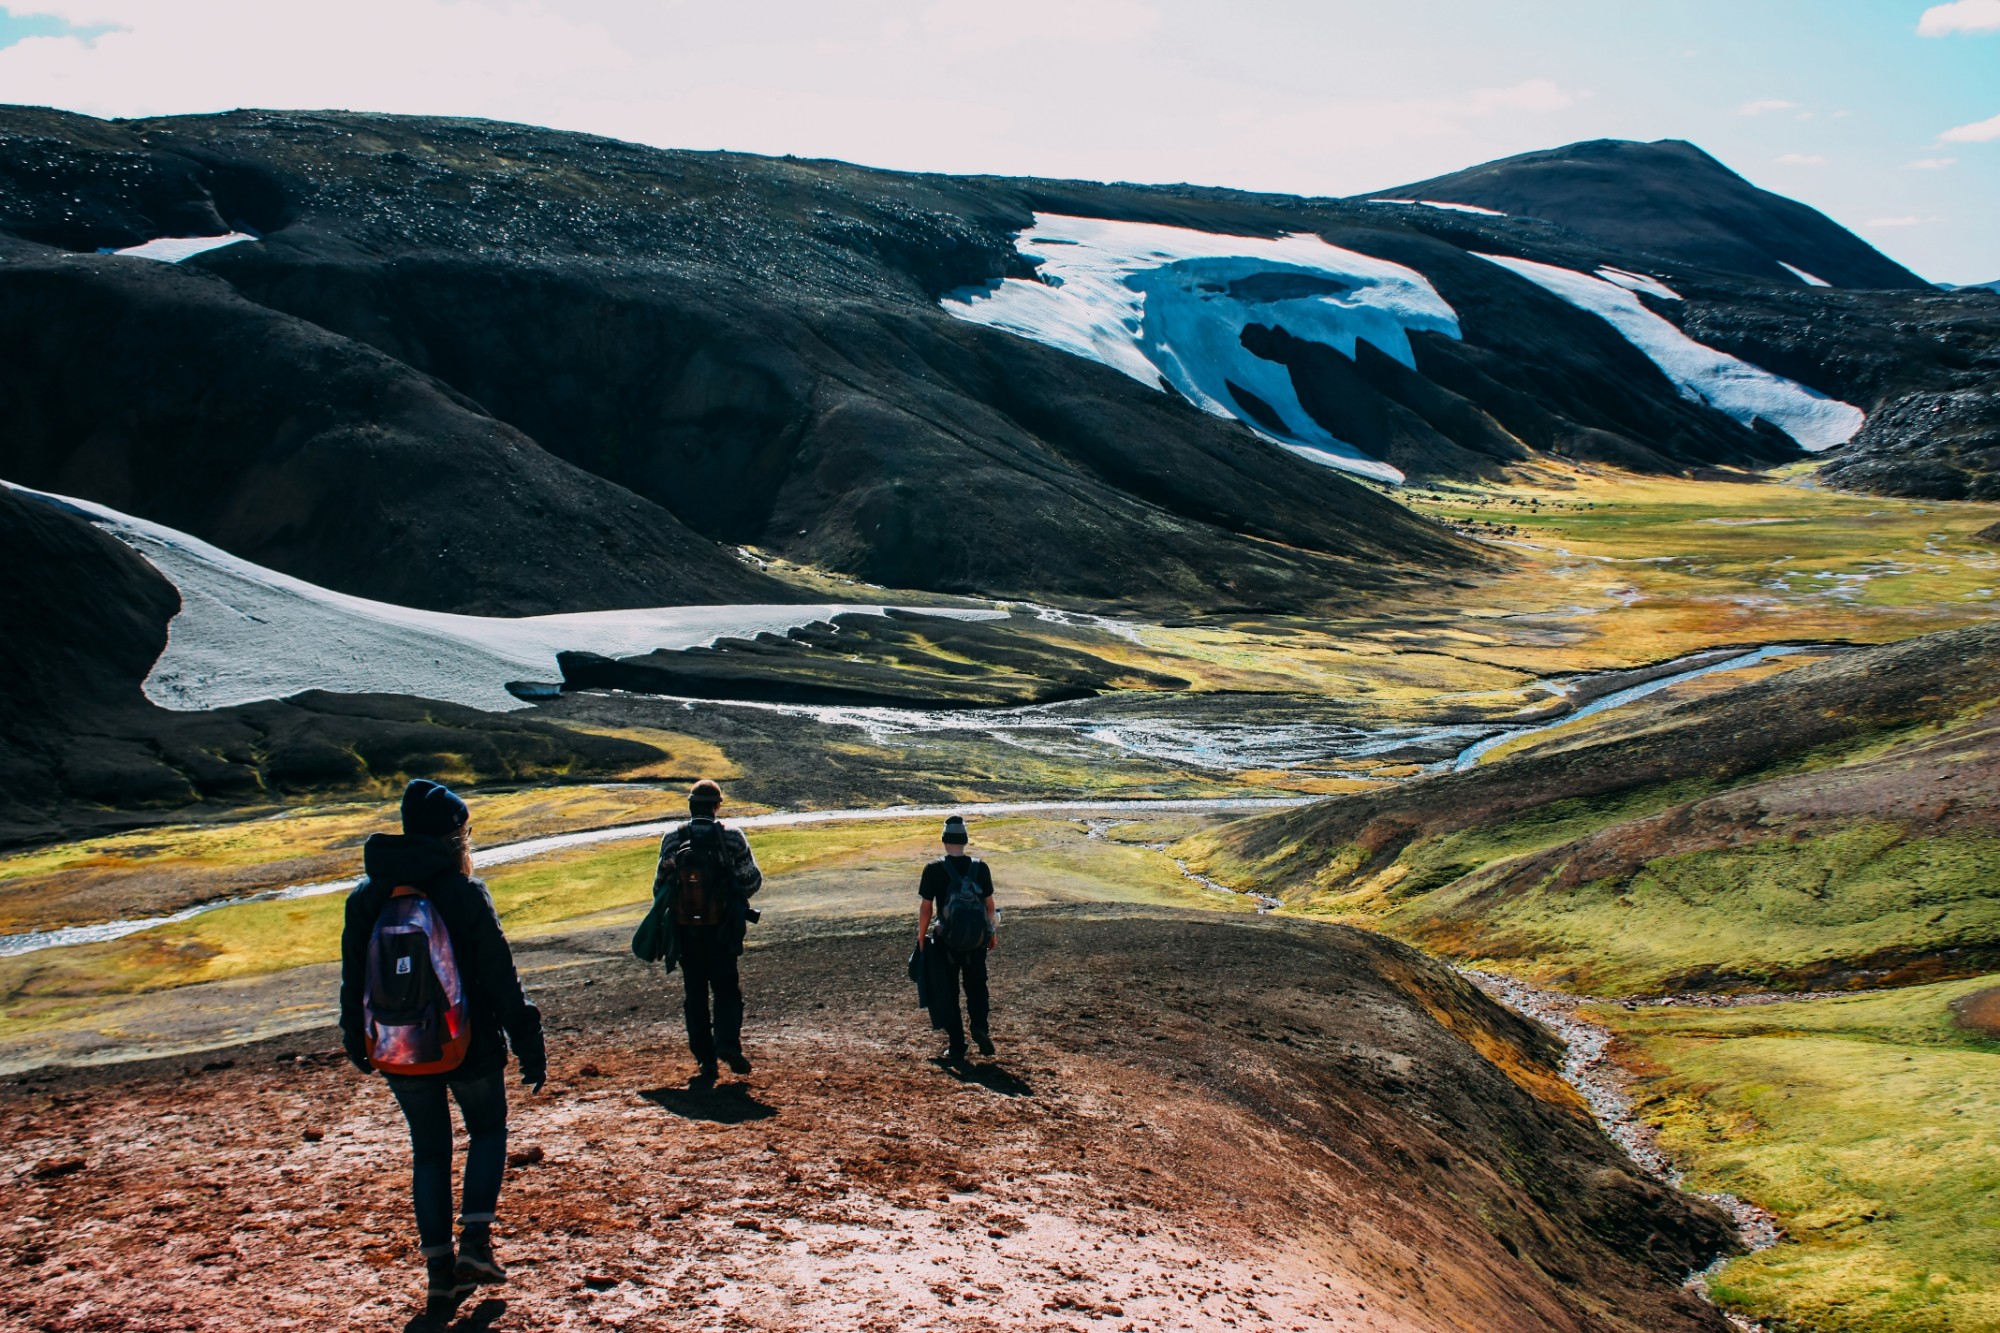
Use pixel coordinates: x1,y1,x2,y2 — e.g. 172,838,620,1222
1397,824,2000,995
1603,977,2000,1331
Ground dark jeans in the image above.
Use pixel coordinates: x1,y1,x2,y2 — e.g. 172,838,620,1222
926,945,989,1044
681,925,744,1062
385,1070,508,1258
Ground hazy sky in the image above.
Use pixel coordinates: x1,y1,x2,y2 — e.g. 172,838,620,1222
2,0,1995,282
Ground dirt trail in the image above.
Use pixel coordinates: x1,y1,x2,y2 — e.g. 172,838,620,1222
2,909,1732,1333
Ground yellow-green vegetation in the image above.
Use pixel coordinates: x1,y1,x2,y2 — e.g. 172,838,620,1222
1603,977,2000,1332
1401,465,2000,667
0,814,1249,1046
1402,822,2000,996
0,783,713,934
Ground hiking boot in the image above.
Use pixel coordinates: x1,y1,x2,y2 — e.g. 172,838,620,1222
455,1228,507,1286
424,1256,472,1321
940,1041,969,1064
720,1048,752,1075
972,1031,996,1058
696,1059,719,1083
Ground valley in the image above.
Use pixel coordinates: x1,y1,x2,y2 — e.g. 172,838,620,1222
2,103,1998,1333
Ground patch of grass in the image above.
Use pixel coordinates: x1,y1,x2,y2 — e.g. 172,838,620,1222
0,815,1246,1040
1602,977,2000,1332
0,784,711,932
1394,822,2000,997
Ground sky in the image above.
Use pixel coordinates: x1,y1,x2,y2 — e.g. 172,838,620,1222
0,0,1995,282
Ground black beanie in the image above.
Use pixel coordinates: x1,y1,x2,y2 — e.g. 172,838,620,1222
402,778,469,838
942,815,968,846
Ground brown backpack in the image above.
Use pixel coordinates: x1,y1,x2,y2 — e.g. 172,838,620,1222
669,823,732,927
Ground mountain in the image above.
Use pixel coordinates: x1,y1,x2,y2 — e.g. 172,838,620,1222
3,108,1998,835
1377,139,1929,291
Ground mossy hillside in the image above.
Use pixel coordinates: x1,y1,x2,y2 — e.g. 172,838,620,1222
1602,977,2000,1332
1398,822,2000,996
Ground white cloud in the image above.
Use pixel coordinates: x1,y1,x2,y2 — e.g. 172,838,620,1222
1774,152,1826,165
916,0,1159,49
0,1,630,119
1940,111,2000,142
1908,156,1959,169
1736,98,1800,115
1918,0,2000,35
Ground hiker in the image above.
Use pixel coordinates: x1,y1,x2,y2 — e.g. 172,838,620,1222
640,778,763,1080
918,814,998,1062
339,779,547,1321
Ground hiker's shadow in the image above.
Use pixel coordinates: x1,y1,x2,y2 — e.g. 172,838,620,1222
937,1060,1035,1097
403,1297,505,1331
640,1081,777,1124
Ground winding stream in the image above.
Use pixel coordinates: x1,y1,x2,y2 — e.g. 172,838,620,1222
1462,969,1778,1330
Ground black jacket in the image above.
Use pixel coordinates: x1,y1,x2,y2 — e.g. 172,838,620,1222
338,833,546,1079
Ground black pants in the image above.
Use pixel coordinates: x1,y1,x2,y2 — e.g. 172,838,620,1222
383,1071,508,1258
926,945,989,1044
680,925,743,1062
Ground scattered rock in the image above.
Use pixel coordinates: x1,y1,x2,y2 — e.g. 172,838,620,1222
506,1145,544,1168
300,1128,324,1143
576,1063,602,1078
1974,522,2000,545
32,1156,85,1179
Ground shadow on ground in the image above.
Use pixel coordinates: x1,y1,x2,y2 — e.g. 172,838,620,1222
640,1082,777,1124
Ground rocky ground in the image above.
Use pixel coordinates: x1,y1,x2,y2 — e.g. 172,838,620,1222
2,908,1732,1332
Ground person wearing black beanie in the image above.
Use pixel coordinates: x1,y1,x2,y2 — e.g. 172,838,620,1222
916,814,998,1063
338,779,547,1321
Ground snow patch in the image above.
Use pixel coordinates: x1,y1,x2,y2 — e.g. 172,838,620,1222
1777,260,1832,287
942,212,1465,484
110,232,256,263
1476,253,1864,451
1366,198,1508,217
1595,266,1682,301
2,481,1004,714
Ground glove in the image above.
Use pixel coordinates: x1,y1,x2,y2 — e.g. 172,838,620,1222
519,1060,547,1092
343,1034,373,1074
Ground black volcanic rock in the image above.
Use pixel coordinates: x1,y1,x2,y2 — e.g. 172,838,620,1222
1379,138,1929,290
0,253,798,616
1815,386,2000,501
0,488,667,844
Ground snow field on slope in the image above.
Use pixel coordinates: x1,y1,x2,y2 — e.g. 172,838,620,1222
4,482,1004,714
1778,261,1832,288
942,213,1465,484
1595,266,1682,301
1365,198,1509,217
111,233,257,263
1478,253,1865,451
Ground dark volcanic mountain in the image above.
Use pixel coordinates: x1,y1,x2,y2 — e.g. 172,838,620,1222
2,107,1998,837
1379,138,1928,291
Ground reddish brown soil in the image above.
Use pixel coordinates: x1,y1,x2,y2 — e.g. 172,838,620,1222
0,908,1731,1332
1952,985,2000,1037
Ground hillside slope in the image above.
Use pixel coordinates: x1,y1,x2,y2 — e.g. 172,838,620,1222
1186,626,2000,994
1379,139,1928,290
0,909,1736,1332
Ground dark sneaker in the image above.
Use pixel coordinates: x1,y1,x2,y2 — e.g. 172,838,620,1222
972,1032,996,1057
456,1233,507,1286
720,1049,752,1075
940,1042,969,1064
696,1059,719,1083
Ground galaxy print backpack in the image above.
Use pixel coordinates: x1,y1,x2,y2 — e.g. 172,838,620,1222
362,886,471,1076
